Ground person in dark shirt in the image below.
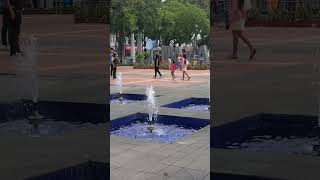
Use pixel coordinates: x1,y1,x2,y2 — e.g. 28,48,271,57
112,52,118,79
1,0,9,49
153,50,162,79
110,48,114,77
7,0,23,56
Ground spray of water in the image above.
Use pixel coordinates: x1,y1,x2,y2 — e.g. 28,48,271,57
146,85,158,125
15,35,39,103
117,72,123,95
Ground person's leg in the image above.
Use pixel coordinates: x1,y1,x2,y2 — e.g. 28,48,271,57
186,72,190,80
110,64,113,76
154,67,157,78
158,68,162,77
8,20,15,56
238,31,253,50
225,10,229,30
1,10,8,46
9,12,19,55
182,71,185,80
232,31,239,58
238,31,256,59
15,12,22,54
113,66,117,79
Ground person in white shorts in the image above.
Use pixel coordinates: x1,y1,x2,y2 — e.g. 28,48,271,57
229,0,256,60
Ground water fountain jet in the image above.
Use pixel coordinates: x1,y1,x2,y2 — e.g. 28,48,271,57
146,85,158,133
17,35,44,136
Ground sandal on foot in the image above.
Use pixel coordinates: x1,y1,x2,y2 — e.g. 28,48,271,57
250,49,256,60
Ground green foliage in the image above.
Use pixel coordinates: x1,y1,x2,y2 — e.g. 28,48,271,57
111,0,137,37
143,51,150,60
248,3,315,23
136,52,145,63
160,0,209,46
182,0,210,15
111,0,209,58
74,1,109,23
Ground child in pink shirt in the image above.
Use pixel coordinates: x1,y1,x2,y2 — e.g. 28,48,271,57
170,60,177,80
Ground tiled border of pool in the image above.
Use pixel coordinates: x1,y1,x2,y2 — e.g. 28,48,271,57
211,113,318,148
111,113,209,132
212,172,287,180
0,100,107,124
161,97,209,109
24,161,108,180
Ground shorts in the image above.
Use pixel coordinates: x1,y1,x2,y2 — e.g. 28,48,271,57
231,19,245,31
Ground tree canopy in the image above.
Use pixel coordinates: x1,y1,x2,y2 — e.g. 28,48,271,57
160,0,209,45
111,0,209,46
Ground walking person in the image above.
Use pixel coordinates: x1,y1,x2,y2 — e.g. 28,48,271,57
153,50,162,79
181,55,190,80
6,0,23,56
1,0,9,49
112,52,118,79
177,54,182,71
170,60,176,80
110,48,114,77
228,0,256,60
224,0,230,30
168,56,172,69
210,0,218,27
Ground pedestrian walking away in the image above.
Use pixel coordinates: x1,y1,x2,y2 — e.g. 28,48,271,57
168,56,172,70
153,50,162,79
110,48,114,77
181,56,190,80
228,0,256,60
6,0,23,56
224,0,231,30
1,0,9,49
112,52,119,79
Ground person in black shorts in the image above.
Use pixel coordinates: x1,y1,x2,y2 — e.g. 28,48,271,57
153,50,162,79
1,0,9,49
6,0,23,56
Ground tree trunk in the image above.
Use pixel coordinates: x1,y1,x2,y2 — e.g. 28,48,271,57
118,34,125,64
130,33,136,63
137,32,143,53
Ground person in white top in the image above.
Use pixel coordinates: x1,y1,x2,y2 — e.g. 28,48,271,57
181,54,190,80
168,56,172,69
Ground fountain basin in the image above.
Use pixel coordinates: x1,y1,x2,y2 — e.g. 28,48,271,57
212,172,285,180
162,98,210,111
0,100,107,136
24,161,108,180
111,113,209,143
212,113,320,156
110,93,160,104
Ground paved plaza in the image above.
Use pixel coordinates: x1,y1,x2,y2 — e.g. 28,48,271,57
110,67,210,180
0,15,108,179
0,14,107,103
211,26,320,179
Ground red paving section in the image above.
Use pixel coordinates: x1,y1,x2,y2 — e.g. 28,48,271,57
110,66,209,87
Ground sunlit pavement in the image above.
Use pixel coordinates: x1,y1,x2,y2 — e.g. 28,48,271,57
110,67,210,179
